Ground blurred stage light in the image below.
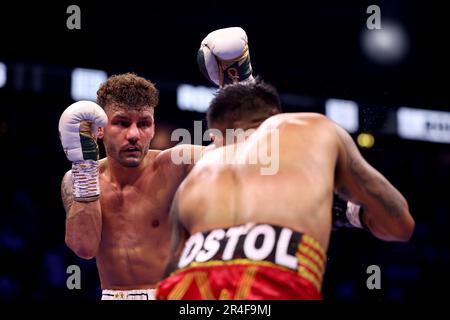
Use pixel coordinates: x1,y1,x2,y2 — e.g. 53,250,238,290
177,84,217,113
361,21,409,65
0,62,6,88
71,68,107,101
325,98,359,133
357,133,375,148
398,107,450,143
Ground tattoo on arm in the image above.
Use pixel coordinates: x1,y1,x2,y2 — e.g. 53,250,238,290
335,121,405,220
347,152,403,219
61,171,73,214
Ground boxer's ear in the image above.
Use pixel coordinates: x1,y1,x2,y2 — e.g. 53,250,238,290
151,123,156,140
98,127,104,139
206,129,223,148
213,134,224,148
205,128,223,147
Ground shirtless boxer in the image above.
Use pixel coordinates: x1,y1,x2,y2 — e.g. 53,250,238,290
156,79,415,300
59,73,204,300
197,27,364,230
58,30,365,300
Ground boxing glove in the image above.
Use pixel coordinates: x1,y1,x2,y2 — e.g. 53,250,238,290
59,101,108,201
332,194,368,230
197,27,254,87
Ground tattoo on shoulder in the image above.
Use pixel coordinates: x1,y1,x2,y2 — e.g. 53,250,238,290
61,172,73,213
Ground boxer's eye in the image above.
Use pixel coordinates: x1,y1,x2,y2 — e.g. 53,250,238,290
138,121,151,128
112,120,130,127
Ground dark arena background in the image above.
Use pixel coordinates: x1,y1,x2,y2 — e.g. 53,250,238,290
0,0,449,302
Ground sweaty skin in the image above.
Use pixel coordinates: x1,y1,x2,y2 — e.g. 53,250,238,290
172,113,414,255
62,105,204,290
96,150,184,289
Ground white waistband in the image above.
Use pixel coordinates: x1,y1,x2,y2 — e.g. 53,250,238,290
101,289,156,300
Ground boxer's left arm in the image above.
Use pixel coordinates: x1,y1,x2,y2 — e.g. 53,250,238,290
333,122,415,241
163,193,189,277
168,144,214,175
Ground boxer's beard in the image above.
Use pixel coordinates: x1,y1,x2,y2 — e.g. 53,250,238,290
118,154,141,167
105,142,149,168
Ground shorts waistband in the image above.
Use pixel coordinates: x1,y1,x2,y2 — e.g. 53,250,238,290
101,289,156,300
177,223,326,290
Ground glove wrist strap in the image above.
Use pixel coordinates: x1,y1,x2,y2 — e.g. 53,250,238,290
346,203,368,230
72,160,100,202
217,45,253,86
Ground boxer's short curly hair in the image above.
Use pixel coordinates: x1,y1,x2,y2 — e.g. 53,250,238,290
97,73,159,110
207,78,282,131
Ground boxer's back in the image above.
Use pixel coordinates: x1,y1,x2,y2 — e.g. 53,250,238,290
177,113,338,250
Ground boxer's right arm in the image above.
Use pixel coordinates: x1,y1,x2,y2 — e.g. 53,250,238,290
59,101,107,259
333,122,415,242
61,171,102,259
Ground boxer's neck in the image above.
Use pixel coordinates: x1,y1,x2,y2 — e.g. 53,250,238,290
105,153,149,187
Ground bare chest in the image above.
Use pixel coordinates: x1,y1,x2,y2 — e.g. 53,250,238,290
98,176,177,246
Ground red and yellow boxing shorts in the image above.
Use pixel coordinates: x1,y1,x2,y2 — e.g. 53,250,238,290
156,223,326,300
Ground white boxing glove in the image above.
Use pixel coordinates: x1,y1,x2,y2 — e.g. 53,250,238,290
197,27,254,87
58,101,108,202
59,101,107,162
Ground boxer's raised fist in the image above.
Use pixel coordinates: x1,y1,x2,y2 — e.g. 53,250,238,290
59,100,107,162
198,27,254,87
59,101,107,201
